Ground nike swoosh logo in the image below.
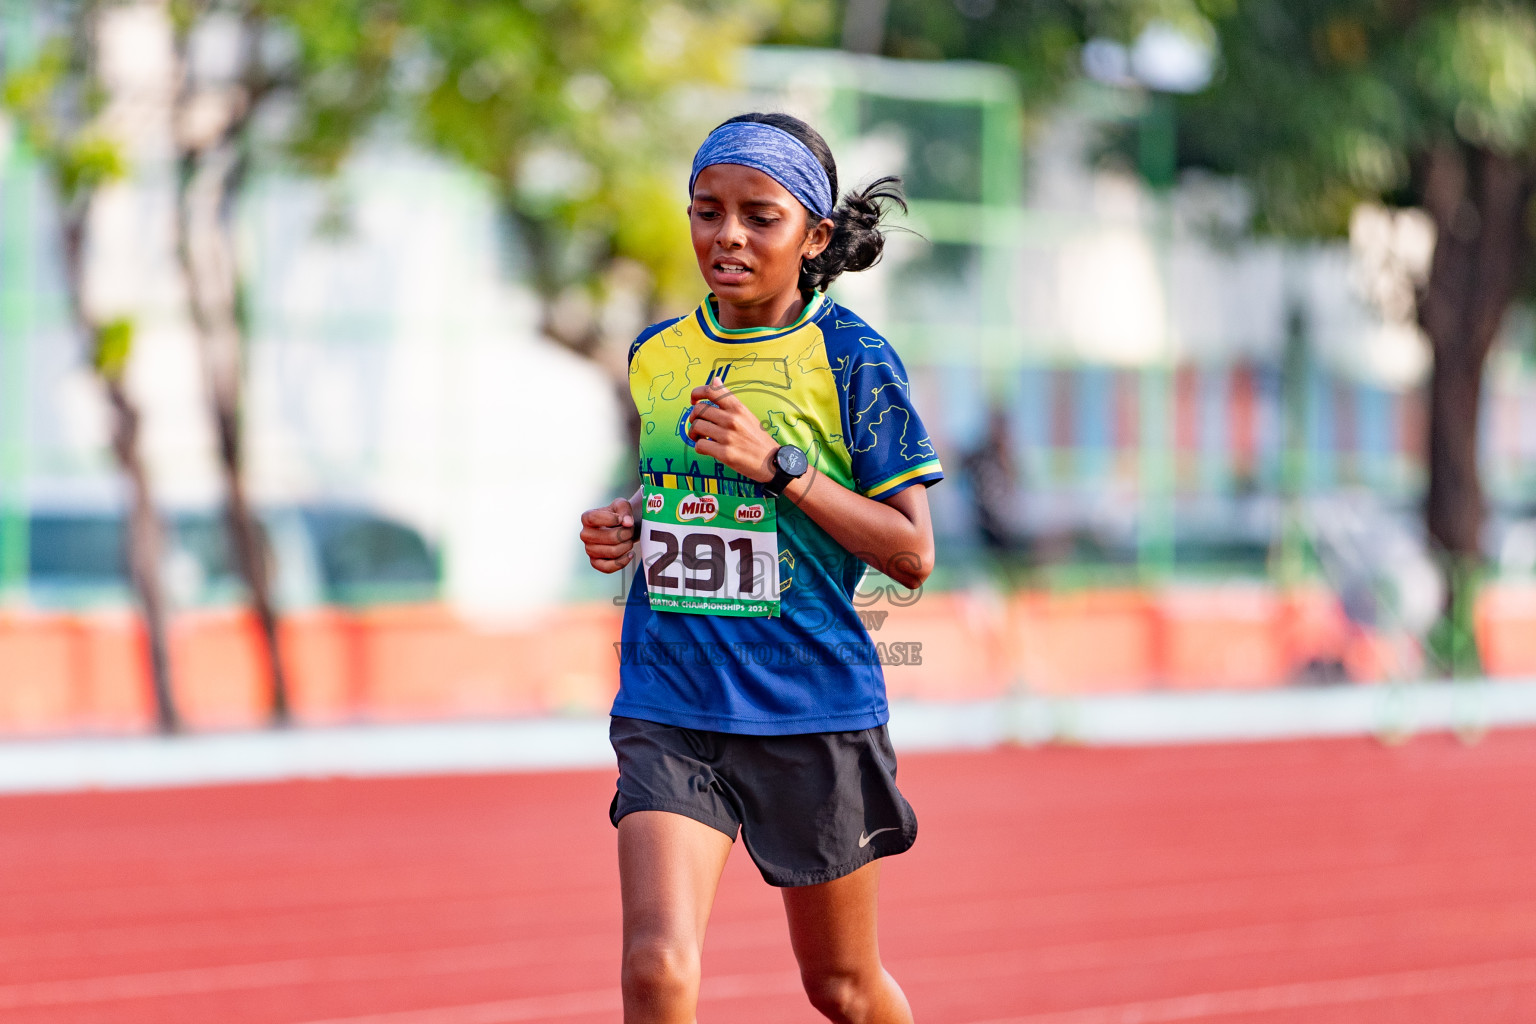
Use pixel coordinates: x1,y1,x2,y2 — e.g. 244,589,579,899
858,827,899,848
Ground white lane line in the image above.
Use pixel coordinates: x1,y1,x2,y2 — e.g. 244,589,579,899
960,955,1536,1024
290,989,622,1024
16,926,1536,1021
278,955,1536,1024
6,680,1536,794
0,958,319,1009
0,930,800,1019
0,939,592,1009
288,971,802,1024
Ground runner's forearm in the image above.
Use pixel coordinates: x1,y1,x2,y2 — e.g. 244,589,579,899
779,468,932,588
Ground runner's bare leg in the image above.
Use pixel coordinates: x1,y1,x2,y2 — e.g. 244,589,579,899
618,810,734,1024
783,860,914,1024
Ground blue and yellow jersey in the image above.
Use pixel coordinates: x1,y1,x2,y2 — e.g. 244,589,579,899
613,291,944,735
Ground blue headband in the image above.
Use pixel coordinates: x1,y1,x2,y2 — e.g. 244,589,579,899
689,122,835,221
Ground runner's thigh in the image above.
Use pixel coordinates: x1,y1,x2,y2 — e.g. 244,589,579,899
618,810,735,954
780,858,883,975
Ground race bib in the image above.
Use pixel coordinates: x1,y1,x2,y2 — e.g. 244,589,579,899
639,486,780,616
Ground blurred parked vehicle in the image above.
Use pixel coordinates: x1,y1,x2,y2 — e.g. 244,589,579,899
25,505,440,611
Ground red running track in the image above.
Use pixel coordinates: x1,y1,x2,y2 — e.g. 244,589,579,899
4,732,1536,1023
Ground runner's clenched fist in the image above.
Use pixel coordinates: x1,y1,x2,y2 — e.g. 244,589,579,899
580,496,638,573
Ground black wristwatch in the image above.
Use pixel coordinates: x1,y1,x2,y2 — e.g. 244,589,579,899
762,444,808,498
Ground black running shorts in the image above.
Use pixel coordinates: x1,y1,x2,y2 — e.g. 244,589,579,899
608,715,918,887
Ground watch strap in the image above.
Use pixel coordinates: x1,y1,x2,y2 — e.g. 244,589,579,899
763,465,793,498
763,445,803,498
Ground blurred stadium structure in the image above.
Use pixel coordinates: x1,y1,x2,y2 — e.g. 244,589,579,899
6,9,1536,1024
1,17,1535,736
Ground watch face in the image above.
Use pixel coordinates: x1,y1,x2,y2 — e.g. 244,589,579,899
776,444,808,475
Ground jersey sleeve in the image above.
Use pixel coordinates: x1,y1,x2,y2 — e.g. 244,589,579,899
843,337,944,500
628,317,684,369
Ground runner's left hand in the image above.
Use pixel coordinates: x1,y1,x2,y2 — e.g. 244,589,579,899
687,380,777,484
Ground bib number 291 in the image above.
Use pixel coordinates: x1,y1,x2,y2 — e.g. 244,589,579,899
646,529,757,593
639,520,780,616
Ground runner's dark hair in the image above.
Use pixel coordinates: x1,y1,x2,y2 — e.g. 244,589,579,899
716,112,906,293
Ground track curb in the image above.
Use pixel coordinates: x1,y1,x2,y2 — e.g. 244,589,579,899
2,679,1534,794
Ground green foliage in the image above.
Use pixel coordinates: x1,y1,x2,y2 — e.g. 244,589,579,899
395,0,790,316
875,0,1535,246
784,1,1202,120
7,0,801,349
1425,555,1486,677
0,39,67,137
0,6,130,394
59,131,127,199
92,317,134,381
254,0,405,176
1179,0,1536,240
1,37,127,198
881,0,1145,99
758,0,838,46
253,0,797,326
1412,4,1536,153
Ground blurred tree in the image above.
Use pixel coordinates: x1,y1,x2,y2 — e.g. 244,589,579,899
18,0,814,730
794,0,1194,118
1175,0,1536,672
5,0,409,729
364,0,813,369
2,0,179,731
234,0,816,510
819,0,1533,672
164,0,407,727
170,3,284,727
215,0,808,700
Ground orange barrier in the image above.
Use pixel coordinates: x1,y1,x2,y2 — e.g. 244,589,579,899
171,610,269,728
1278,587,1354,673
282,609,357,722
348,604,622,720
14,581,1532,736
879,591,1009,699
1007,589,1160,694
0,613,78,731
71,612,155,731
1477,585,1536,676
1158,585,1289,690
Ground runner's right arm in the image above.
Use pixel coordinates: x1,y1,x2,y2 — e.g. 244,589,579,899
579,486,644,573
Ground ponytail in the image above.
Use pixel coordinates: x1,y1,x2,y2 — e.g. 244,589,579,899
800,175,906,293
715,112,907,294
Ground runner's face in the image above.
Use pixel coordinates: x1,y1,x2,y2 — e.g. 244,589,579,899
688,163,831,329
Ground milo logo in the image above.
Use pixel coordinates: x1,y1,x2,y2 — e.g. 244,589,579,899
735,503,766,524
645,492,665,515
677,494,719,522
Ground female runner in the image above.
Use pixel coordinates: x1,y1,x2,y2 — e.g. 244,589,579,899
579,111,944,1024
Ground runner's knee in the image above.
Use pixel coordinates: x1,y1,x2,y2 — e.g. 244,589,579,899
801,967,875,1024
622,937,699,1004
